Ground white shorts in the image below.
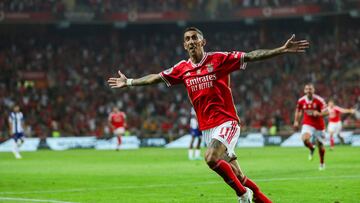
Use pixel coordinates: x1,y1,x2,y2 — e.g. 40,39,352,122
327,121,342,136
301,124,325,144
202,121,240,157
114,127,125,135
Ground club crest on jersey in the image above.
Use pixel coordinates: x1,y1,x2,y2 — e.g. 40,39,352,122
185,72,191,76
196,69,201,75
164,67,174,75
206,63,214,73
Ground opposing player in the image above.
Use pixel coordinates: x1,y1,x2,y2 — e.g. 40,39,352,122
188,107,202,160
108,27,309,202
108,107,127,150
293,84,328,170
327,99,355,150
8,105,25,159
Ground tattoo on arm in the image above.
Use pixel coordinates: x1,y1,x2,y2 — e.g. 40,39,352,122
244,48,284,62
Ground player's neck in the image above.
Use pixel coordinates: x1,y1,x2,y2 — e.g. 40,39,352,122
189,50,204,64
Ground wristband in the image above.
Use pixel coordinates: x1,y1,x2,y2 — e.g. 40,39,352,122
126,79,133,86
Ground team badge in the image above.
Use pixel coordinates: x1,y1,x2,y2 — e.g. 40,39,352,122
185,72,191,76
197,69,201,75
164,67,174,75
206,63,214,73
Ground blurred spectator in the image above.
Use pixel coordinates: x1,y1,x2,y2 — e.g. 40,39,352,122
0,19,359,140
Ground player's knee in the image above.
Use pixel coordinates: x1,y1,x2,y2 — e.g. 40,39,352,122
302,133,310,141
205,151,220,168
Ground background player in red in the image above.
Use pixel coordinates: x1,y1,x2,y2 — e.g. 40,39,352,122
108,106,127,151
327,99,355,150
108,27,309,202
293,84,328,170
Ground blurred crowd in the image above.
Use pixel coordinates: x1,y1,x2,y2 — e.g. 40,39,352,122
0,0,358,13
0,19,359,141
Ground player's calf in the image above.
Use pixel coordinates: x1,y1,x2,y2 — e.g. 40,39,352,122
206,140,247,197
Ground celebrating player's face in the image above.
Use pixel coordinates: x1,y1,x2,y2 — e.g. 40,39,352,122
183,31,205,55
304,85,315,98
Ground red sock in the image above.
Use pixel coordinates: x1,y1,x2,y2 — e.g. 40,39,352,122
319,147,325,164
242,177,272,203
330,136,334,148
117,136,122,145
211,160,246,196
304,140,314,151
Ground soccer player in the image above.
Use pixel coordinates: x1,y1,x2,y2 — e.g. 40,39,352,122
188,107,202,160
293,84,328,170
8,105,25,159
327,99,355,150
108,107,127,151
108,27,309,202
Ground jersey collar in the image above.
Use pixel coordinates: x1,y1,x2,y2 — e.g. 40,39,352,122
188,52,208,68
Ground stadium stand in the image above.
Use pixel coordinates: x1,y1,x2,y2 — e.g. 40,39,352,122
0,1,359,142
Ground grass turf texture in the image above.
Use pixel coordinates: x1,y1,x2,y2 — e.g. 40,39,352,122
1,146,359,203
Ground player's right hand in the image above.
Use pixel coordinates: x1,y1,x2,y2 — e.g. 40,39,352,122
293,122,299,131
108,71,128,88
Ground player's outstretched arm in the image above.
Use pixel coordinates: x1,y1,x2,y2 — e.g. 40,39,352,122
342,108,356,114
108,71,163,88
244,34,309,62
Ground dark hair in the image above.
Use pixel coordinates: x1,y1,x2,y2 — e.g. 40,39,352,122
184,27,204,37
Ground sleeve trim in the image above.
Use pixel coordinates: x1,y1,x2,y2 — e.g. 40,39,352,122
159,72,171,87
240,52,247,70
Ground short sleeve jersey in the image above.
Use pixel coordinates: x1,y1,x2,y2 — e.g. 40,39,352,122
8,112,24,134
159,51,247,130
108,112,126,129
328,105,345,123
296,95,327,130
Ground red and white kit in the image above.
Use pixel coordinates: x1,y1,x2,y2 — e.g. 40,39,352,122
297,94,327,143
327,105,346,135
159,51,247,155
108,111,126,135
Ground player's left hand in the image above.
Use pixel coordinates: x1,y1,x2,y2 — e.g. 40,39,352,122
108,71,128,88
282,34,310,53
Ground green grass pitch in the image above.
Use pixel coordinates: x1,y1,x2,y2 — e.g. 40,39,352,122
1,146,360,203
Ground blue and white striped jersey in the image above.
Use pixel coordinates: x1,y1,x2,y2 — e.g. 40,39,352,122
190,108,199,129
8,112,24,134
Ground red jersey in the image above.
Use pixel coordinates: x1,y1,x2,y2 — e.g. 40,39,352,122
297,95,327,130
108,111,126,129
159,51,247,130
328,106,346,123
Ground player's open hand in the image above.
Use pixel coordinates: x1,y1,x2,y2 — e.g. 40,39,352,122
282,34,310,53
293,121,299,131
108,71,128,88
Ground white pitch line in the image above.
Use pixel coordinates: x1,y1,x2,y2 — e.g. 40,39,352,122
1,175,360,196
0,197,79,203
